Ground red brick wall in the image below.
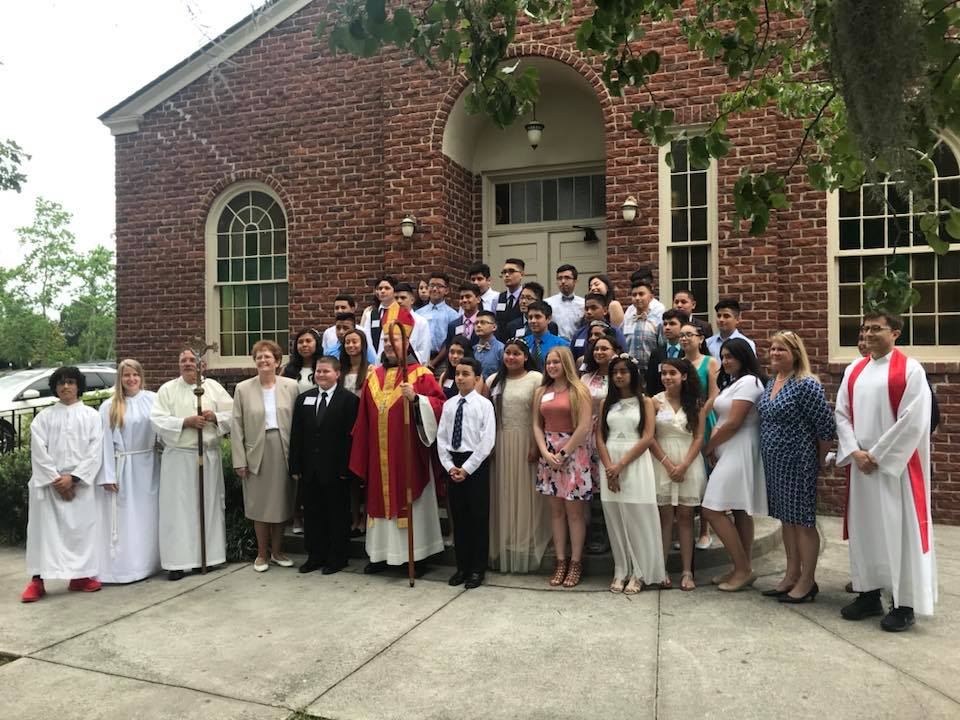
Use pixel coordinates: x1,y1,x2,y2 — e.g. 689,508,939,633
111,1,958,521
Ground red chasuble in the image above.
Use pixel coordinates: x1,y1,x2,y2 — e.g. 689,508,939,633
349,363,446,520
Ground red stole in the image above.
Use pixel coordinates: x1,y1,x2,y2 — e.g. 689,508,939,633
842,350,930,553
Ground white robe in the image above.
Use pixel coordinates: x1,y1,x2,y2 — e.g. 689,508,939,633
362,305,432,365
150,377,232,571
365,395,445,565
26,401,104,579
836,351,937,615
95,392,161,583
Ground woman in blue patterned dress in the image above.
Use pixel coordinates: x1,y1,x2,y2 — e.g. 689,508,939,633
756,331,835,603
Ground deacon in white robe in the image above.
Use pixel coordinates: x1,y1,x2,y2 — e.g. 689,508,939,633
96,389,161,583
150,351,233,575
26,390,103,583
836,343,937,618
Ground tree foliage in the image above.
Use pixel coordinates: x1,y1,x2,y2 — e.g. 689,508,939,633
0,139,29,193
319,0,960,314
0,198,116,368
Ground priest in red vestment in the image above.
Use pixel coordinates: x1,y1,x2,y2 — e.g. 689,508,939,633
349,306,446,573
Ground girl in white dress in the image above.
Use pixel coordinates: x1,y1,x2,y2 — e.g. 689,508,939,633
703,338,768,592
96,359,161,583
650,358,707,590
597,355,665,593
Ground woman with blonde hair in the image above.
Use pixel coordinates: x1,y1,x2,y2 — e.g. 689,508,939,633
757,331,835,602
95,359,161,583
232,340,301,572
533,346,594,587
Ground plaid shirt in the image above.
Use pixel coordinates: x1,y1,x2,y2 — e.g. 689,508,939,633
626,311,659,372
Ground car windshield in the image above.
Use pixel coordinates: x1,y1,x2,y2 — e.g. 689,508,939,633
0,370,46,391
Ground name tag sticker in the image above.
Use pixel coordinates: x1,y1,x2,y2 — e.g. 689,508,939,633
542,392,555,403
574,338,586,347
304,396,317,406
443,379,454,388
657,363,662,374
371,320,380,328
515,328,525,337
496,302,507,311
455,325,464,334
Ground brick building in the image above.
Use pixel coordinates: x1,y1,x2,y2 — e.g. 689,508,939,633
100,0,958,521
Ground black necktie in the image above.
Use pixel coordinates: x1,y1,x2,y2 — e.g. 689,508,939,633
506,294,515,311
316,391,328,422
452,397,466,450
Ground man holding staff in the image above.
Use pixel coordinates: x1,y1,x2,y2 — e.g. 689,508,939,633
349,307,446,576
151,348,233,581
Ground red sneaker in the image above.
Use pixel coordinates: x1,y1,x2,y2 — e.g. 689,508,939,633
21,578,45,603
68,577,102,593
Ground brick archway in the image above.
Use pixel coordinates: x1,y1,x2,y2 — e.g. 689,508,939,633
198,171,294,235
430,43,616,155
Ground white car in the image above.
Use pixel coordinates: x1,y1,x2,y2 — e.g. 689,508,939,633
0,365,117,452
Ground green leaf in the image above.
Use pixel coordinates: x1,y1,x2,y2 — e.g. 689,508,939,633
689,135,710,170
642,51,661,75
807,163,828,191
392,8,415,44
365,0,386,25
426,2,446,23
946,210,960,240
770,193,789,210
313,21,327,39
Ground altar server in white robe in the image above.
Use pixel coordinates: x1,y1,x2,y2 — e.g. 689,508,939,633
95,359,161,583
22,366,104,602
835,311,936,632
150,349,233,581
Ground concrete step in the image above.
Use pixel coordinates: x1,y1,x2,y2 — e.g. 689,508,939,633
284,515,783,576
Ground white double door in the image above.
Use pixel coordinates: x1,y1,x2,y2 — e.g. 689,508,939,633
485,227,607,297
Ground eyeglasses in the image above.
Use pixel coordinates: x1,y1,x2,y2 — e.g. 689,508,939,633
427,283,447,290
859,324,890,334
678,331,702,338
500,268,520,276
475,319,495,325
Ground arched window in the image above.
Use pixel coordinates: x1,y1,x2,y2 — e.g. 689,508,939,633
205,183,288,365
827,135,960,361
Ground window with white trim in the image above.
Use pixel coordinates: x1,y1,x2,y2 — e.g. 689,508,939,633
658,138,718,324
206,184,289,363
830,136,960,358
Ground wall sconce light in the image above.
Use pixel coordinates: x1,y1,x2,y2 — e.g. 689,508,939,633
524,107,544,150
400,215,416,238
621,196,639,222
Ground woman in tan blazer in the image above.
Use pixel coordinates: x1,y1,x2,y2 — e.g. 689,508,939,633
232,340,301,572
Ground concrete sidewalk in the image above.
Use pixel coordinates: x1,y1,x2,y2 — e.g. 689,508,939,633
1,516,958,720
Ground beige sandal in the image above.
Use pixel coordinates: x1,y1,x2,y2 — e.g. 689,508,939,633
680,571,696,591
609,577,626,593
623,577,643,595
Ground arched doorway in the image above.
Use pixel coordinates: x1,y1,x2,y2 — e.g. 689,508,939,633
441,56,607,291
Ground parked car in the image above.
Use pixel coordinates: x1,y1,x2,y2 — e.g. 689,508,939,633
0,365,117,452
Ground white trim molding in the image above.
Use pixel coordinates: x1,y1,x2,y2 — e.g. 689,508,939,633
100,0,315,136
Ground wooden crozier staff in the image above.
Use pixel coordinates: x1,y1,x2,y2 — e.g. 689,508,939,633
186,337,218,575
394,321,417,588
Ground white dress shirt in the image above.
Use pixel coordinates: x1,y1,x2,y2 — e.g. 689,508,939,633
437,389,496,476
480,287,500,313
314,384,336,411
545,293,585,340
262,387,279,430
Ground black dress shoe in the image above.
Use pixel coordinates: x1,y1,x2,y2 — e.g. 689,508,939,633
167,570,184,582
350,528,363,538
464,572,484,589
448,571,465,587
299,558,324,574
761,587,791,598
841,590,884,620
363,561,387,575
880,606,915,632
779,583,819,604
322,562,347,575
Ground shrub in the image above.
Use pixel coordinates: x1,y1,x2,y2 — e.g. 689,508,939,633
222,438,257,562
0,447,31,545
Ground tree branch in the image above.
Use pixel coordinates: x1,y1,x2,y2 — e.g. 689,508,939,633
786,90,836,175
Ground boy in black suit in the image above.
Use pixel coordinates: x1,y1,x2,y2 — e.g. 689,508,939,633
289,356,360,575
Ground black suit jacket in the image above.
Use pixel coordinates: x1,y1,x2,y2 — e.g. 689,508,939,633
289,387,360,484
645,346,670,396
495,290,523,341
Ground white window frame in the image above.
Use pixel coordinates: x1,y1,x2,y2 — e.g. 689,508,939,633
204,181,289,368
657,137,719,322
827,132,960,363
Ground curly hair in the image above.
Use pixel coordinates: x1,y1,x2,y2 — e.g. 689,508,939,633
49,366,86,397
